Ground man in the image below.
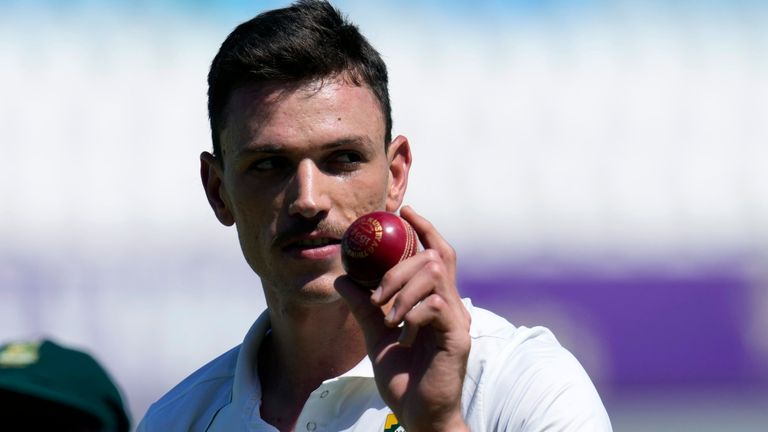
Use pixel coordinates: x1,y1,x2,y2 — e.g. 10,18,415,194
139,1,612,431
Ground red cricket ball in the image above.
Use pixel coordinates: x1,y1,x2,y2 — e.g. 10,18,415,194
341,211,419,287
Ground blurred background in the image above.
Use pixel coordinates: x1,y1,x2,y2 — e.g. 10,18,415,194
1,0,767,430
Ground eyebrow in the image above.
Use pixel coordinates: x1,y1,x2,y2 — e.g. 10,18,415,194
236,136,375,157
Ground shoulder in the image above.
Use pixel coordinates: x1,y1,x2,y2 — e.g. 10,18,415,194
464,299,559,356
462,300,612,431
138,345,241,431
464,301,571,383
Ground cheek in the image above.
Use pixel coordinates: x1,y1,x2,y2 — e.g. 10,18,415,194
233,203,279,275
228,185,282,244
229,174,284,216
335,172,390,218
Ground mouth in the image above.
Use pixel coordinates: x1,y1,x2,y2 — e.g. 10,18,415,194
293,238,340,247
282,235,342,260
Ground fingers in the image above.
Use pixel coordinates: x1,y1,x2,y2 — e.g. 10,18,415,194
384,260,465,347
399,206,457,276
371,208,461,310
377,252,448,326
372,249,443,305
343,206,467,349
366,206,468,346
397,294,454,347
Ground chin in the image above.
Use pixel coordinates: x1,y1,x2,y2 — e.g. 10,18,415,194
274,272,344,305
297,288,343,305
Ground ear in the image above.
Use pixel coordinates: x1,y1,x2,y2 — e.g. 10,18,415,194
385,135,412,212
200,151,235,226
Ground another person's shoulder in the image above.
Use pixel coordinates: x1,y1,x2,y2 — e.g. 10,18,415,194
138,345,241,431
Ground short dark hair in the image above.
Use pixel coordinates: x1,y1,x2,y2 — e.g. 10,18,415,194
207,0,392,159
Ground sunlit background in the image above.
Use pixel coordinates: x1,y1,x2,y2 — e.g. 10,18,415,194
2,0,767,430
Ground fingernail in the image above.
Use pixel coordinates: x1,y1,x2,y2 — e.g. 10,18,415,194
371,286,383,304
385,306,397,323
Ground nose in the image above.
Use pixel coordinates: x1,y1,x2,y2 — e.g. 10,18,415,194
287,159,331,218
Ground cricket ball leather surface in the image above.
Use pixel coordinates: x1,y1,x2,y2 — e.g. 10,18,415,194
341,211,419,287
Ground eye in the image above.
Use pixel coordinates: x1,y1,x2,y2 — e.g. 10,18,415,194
331,152,363,165
250,157,289,172
325,151,364,173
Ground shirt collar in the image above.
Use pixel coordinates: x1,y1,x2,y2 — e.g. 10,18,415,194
232,310,271,402
231,310,376,402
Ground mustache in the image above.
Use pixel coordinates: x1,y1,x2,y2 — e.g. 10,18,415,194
274,216,347,246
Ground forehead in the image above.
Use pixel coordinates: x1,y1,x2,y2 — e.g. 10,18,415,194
220,78,385,157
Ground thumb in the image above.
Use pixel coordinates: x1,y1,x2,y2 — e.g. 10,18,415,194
335,275,389,348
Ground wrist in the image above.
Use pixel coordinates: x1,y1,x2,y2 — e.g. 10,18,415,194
413,412,468,432
439,415,469,432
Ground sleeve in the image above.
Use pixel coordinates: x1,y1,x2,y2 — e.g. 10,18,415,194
482,332,613,432
135,412,150,432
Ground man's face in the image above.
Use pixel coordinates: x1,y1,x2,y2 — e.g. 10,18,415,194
202,78,410,304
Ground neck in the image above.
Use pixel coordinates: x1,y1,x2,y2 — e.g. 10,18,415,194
257,295,367,431
265,298,366,383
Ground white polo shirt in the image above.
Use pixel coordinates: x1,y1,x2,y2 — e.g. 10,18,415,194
138,299,612,431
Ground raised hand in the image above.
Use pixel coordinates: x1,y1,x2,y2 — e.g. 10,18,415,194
336,206,472,432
